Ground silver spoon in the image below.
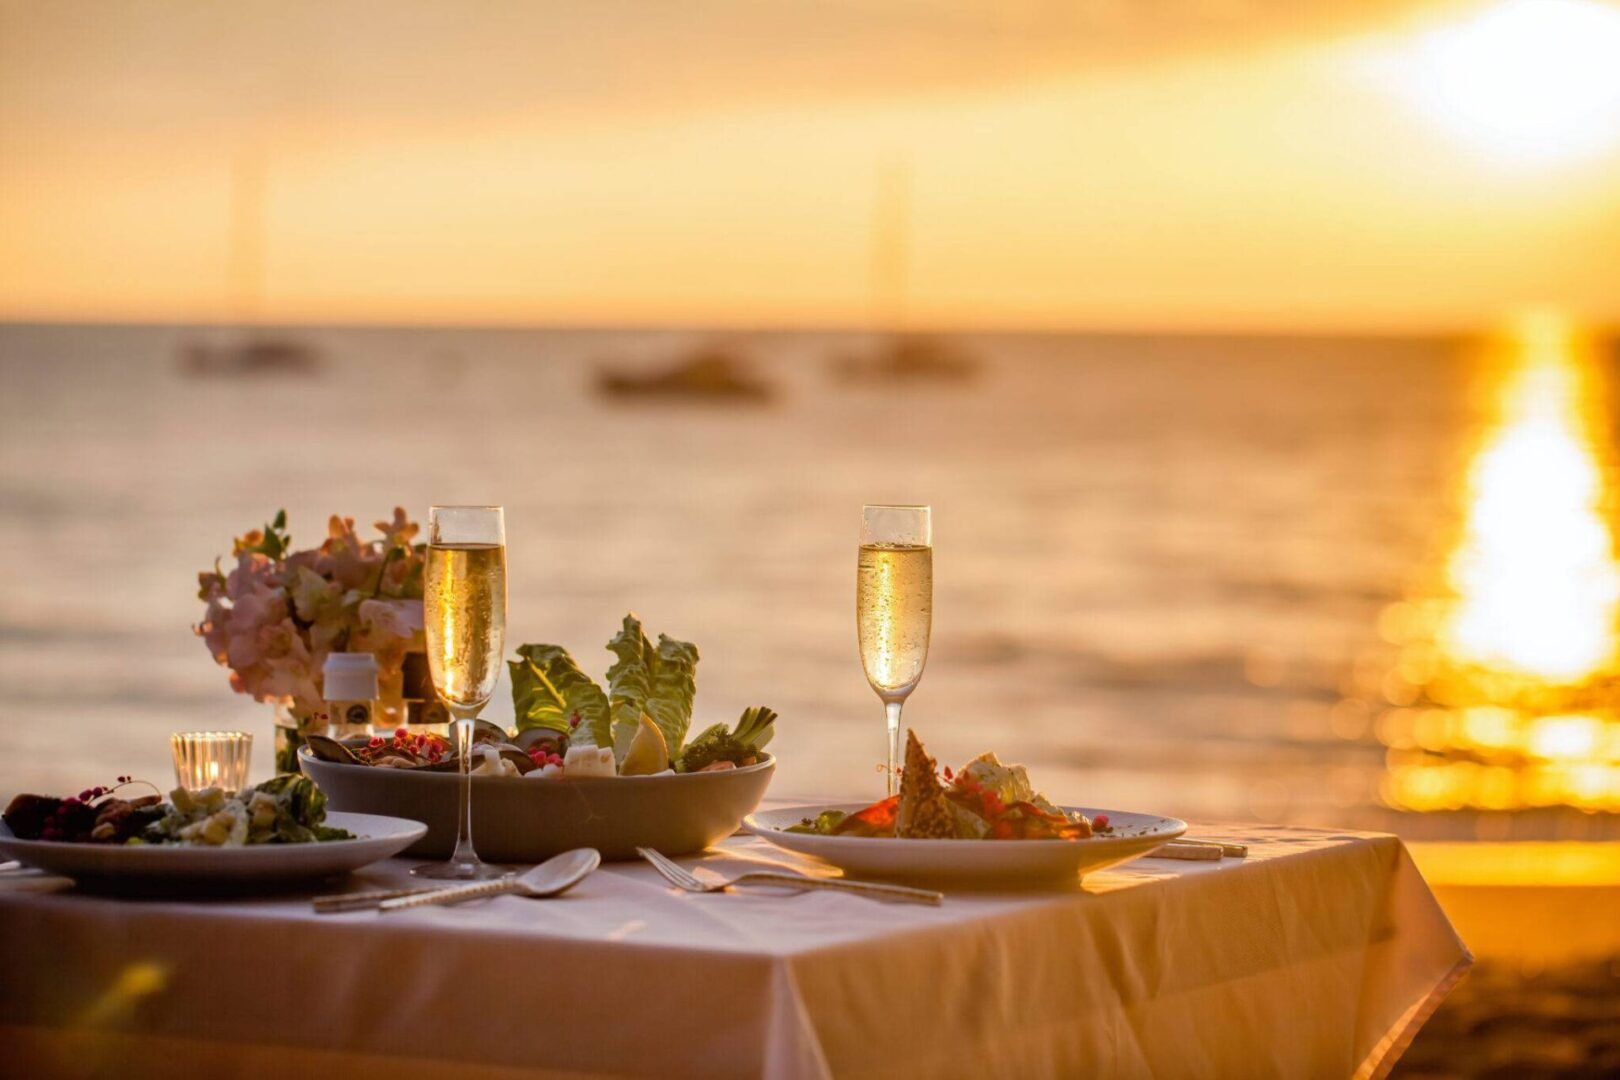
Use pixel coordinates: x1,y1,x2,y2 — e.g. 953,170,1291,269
379,848,601,912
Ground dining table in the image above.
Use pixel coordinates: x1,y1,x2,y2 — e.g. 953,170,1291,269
0,811,1470,1079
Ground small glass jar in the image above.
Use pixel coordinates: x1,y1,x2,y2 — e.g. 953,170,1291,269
323,652,380,741
172,731,253,793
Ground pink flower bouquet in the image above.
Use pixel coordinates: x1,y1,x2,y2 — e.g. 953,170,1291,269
196,508,426,724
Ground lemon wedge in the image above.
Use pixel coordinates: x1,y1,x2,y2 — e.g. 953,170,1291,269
619,713,669,776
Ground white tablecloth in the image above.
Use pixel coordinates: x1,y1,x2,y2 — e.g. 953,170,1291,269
0,820,1470,1079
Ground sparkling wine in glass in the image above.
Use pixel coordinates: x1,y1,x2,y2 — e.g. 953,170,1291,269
413,505,508,880
857,504,932,796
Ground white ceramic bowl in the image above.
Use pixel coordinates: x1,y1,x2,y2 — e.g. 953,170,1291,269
300,749,774,861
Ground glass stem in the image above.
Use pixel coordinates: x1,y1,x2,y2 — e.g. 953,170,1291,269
450,712,479,868
885,700,904,797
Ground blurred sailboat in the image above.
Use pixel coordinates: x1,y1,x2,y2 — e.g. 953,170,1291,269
595,341,774,404
180,153,320,377
833,157,977,384
832,333,977,383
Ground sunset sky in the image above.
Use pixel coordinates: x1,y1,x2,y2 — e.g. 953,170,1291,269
3,0,1619,332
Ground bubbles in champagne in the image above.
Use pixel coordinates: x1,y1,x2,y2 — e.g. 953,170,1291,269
857,543,933,697
424,543,507,709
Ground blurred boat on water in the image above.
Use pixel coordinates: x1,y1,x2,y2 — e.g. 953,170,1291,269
594,343,774,404
179,335,321,377
832,333,978,383
177,155,321,378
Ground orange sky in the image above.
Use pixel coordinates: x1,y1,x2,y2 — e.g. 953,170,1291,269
2,0,1619,332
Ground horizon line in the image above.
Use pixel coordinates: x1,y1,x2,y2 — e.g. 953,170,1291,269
5,314,1605,343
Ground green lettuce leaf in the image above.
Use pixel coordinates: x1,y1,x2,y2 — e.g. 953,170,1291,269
251,774,339,844
509,644,611,744
606,614,699,762
252,774,303,797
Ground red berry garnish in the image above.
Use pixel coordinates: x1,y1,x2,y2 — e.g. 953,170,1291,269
1093,814,1109,829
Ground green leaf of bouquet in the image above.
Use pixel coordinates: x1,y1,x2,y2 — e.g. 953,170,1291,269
252,509,290,560
508,644,610,743
197,558,227,600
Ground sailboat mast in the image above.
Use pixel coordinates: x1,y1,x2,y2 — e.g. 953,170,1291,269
870,155,911,334
227,150,265,330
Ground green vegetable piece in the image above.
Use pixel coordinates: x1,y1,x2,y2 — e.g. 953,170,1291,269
785,810,845,835
238,774,335,844
673,706,777,772
685,722,729,751
606,614,698,763
509,643,611,745
732,705,777,751
253,774,302,797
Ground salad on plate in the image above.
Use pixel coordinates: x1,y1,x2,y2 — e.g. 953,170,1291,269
2,774,352,847
304,613,780,780
787,730,1106,841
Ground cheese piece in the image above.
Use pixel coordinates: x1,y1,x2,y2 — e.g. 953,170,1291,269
469,745,519,777
563,745,616,778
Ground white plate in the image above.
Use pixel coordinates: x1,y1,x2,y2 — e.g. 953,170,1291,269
745,805,1186,884
0,812,426,887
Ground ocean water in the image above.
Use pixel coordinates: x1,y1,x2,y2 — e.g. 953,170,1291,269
0,322,1508,828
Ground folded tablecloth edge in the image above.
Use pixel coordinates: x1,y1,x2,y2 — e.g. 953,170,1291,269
1353,837,1476,1080
1359,948,1473,1080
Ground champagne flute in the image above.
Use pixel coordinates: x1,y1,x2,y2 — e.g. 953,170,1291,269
857,505,932,796
414,505,508,880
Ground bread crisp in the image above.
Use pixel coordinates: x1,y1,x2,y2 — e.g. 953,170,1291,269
896,729,959,838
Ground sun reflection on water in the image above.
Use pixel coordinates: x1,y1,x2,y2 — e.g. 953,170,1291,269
1377,312,1620,813
1444,314,1620,681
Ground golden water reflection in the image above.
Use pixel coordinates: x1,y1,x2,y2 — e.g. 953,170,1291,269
1379,313,1620,812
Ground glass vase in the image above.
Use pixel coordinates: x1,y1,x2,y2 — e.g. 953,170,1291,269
272,699,325,776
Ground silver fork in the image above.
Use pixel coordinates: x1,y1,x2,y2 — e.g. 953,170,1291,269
637,847,942,906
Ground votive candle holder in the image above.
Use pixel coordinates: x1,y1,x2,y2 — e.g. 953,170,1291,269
171,731,253,793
